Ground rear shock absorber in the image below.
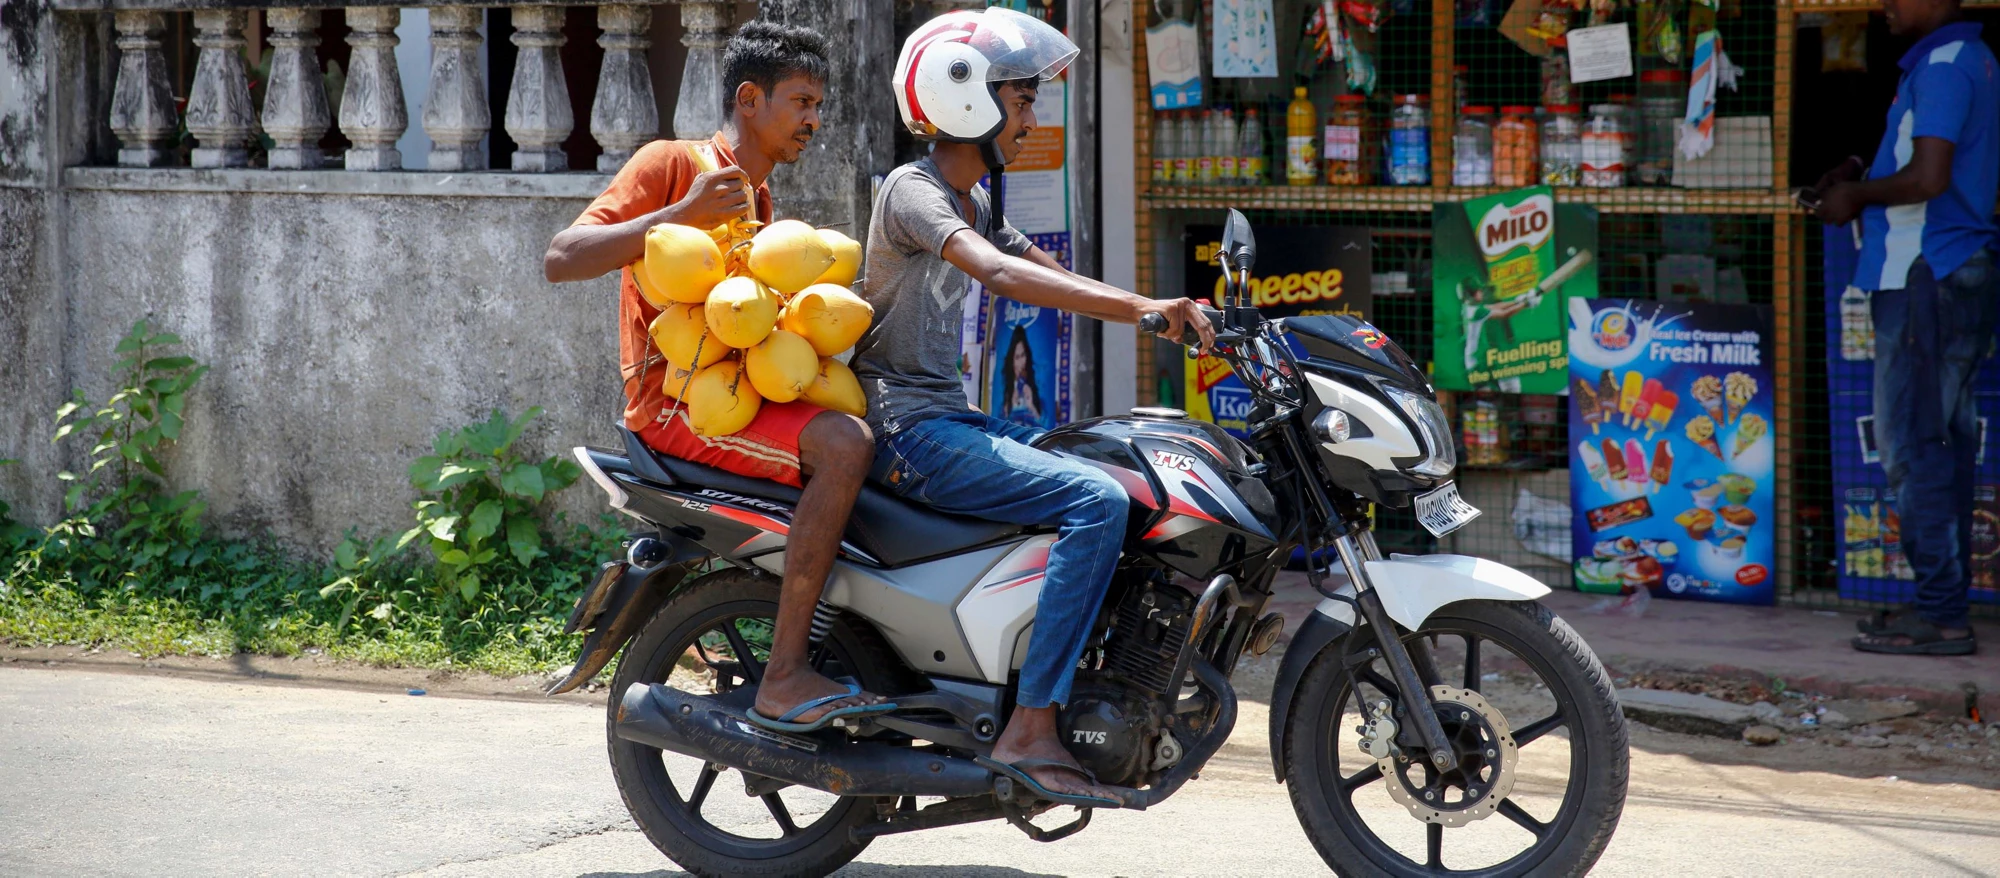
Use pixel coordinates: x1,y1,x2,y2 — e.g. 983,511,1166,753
808,601,840,645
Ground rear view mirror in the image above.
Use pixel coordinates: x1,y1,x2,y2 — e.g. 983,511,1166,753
1223,209,1256,274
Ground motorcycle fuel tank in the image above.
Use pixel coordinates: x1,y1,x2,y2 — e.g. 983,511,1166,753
1037,410,1280,580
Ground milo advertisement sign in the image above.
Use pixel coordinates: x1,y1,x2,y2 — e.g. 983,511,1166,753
1182,224,1372,437
1433,187,1599,394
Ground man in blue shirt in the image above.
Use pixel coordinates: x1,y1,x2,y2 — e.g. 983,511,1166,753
1815,0,1999,655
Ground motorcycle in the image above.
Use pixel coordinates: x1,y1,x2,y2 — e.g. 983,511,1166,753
549,210,1628,877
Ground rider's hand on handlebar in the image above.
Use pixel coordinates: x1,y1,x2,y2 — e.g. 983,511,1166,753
1139,297,1216,355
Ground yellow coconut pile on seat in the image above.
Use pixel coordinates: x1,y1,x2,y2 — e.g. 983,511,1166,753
634,216,878,436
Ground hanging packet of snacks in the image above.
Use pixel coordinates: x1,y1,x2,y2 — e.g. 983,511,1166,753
1639,0,1685,63
1340,0,1389,32
1344,25,1378,93
1305,0,1344,66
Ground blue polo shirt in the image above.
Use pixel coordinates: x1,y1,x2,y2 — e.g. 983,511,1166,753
1853,22,2000,291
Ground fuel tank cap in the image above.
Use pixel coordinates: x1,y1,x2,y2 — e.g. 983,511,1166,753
1130,407,1188,419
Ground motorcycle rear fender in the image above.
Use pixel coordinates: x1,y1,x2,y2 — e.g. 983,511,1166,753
545,532,707,695
1264,554,1549,781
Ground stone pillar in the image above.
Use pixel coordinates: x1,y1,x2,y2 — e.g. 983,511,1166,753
261,9,331,170
668,0,729,141
591,5,659,172
504,7,571,172
423,7,489,172
185,10,258,168
109,11,178,167
340,7,408,171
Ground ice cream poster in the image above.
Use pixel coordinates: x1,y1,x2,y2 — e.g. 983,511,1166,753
1432,189,1598,394
1182,223,1372,437
1568,299,1776,605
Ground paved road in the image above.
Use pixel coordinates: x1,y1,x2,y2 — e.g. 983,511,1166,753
3,666,1997,877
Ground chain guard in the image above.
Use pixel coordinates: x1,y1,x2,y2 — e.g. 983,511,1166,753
1377,685,1520,828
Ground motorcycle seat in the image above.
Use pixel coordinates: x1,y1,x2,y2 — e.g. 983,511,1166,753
618,428,1023,567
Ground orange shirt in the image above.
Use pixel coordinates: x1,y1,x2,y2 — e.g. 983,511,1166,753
572,137,773,432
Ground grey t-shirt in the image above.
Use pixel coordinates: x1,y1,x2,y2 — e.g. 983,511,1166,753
852,158,1033,435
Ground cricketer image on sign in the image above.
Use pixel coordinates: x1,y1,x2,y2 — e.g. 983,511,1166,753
1182,224,1372,436
1433,187,1598,394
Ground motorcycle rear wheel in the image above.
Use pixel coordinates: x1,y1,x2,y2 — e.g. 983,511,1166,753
1283,599,1628,877
607,568,902,878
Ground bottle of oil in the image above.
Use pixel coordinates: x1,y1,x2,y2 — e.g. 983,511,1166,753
1286,87,1318,186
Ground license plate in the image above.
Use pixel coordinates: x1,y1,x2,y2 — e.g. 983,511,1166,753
1414,481,1481,537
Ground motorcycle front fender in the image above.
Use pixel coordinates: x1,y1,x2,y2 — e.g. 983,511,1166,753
1264,553,1550,781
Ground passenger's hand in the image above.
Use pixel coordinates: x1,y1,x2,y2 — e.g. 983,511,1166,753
665,167,754,230
1140,297,1216,355
1816,181,1863,225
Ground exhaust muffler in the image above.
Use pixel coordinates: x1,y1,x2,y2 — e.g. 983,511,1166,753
614,683,994,799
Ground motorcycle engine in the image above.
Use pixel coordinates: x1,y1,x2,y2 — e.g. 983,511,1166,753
1055,579,1196,788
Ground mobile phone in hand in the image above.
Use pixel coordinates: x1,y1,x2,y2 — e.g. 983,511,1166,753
1794,187,1822,211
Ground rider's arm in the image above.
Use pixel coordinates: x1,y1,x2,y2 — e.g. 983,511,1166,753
941,230,1216,351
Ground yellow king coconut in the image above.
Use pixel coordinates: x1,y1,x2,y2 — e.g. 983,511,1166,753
683,359,762,437
746,219,835,295
802,357,867,418
658,362,699,400
744,330,820,403
779,283,874,357
649,303,731,372
705,275,782,349
813,229,862,287
641,224,727,305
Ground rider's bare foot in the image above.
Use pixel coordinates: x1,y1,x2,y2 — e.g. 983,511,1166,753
752,664,886,724
989,705,1119,801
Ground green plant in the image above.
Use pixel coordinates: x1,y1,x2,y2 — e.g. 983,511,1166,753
407,407,583,601
13,320,210,592
0,459,32,552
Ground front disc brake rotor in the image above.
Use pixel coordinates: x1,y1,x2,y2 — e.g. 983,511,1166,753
1378,685,1519,827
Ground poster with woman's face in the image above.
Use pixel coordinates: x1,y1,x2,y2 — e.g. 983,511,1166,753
988,299,1064,430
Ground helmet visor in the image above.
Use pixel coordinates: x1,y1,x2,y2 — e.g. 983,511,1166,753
972,7,1079,83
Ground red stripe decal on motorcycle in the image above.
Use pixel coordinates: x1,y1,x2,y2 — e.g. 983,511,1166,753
707,505,790,536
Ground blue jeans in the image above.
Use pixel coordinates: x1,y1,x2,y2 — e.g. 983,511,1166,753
1873,249,1999,630
869,411,1129,708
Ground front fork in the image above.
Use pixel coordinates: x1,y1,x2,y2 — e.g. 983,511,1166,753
1332,531,1457,772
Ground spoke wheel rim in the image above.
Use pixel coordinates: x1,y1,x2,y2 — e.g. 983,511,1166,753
1319,619,1584,875
616,600,864,857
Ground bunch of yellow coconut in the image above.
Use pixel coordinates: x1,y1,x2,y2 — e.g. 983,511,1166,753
634,218,873,437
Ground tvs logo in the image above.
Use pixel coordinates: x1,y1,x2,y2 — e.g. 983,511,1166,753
1071,730,1108,745
1351,326,1389,350
1151,449,1196,471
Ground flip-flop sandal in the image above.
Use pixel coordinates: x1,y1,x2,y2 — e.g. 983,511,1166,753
975,756,1124,810
746,683,897,733
1856,607,1907,635
1852,614,1976,656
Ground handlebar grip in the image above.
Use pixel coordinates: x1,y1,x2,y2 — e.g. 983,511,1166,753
1138,312,1168,335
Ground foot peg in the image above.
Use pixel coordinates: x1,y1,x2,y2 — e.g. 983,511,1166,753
993,777,1096,842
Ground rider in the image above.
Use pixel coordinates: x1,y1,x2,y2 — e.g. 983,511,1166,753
857,8,1213,803
543,21,889,730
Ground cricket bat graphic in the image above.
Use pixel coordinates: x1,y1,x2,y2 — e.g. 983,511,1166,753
1507,248,1596,311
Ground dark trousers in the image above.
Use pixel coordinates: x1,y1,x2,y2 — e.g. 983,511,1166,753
1873,249,1999,629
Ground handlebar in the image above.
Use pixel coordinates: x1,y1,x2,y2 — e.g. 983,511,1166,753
1139,305,1226,348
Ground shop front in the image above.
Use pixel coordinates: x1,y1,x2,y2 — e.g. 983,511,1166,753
1125,0,2000,612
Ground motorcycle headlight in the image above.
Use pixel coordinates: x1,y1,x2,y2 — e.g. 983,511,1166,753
1383,385,1456,477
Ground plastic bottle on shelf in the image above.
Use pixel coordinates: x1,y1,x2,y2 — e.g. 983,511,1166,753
1151,111,1173,185
1287,88,1319,186
1324,94,1368,185
1389,94,1431,186
1237,107,1267,185
1194,109,1218,185
1541,104,1582,187
1174,109,1201,185
1581,103,1627,188
1214,107,1240,185
1494,106,1539,188
1452,106,1495,187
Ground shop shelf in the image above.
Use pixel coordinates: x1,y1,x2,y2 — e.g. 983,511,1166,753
1141,185,1799,216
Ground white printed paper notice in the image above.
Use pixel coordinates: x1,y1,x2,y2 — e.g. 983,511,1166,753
1566,23,1634,84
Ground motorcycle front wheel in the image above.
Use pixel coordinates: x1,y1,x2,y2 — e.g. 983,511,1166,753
1283,599,1628,877
606,568,904,878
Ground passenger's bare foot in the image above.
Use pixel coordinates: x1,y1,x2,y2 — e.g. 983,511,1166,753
990,705,1119,801
753,665,886,724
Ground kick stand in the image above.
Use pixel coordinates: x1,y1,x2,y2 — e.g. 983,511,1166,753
993,777,1093,842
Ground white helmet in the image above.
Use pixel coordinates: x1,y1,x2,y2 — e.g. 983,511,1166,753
892,7,1079,144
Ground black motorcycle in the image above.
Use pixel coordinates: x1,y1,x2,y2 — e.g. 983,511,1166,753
551,210,1628,876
